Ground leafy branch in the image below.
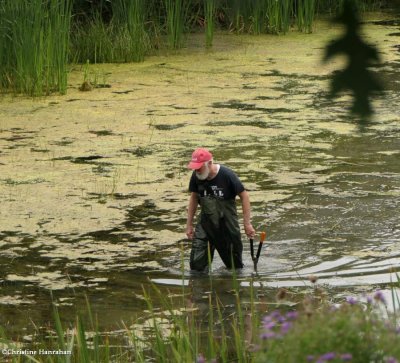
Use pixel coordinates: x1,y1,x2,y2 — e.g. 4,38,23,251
323,0,383,120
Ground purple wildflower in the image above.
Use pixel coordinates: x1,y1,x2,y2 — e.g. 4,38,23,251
307,355,315,362
263,321,276,330
320,352,336,361
374,290,387,304
385,357,399,363
260,310,297,340
280,321,293,335
262,314,274,324
270,310,282,320
278,315,287,323
346,296,358,305
340,353,353,361
286,311,299,320
366,295,373,305
196,354,206,363
395,326,400,335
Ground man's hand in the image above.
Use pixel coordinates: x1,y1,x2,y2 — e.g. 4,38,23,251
244,223,256,239
186,225,194,240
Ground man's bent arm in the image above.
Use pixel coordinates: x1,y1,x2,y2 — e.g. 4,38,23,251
186,192,198,239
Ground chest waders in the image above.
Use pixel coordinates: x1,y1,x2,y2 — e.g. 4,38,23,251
190,196,243,271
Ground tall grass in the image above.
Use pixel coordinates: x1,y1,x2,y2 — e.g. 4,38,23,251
0,0,72,96
265,0,291,34
221,0,295,35
317,0,383,15
127,0,148,62
164,0,188,49
70,11,133,63
251,0,266,35
113,0,148,62
280,0,292,34
46,0,72,94
0,0,390,96
231,0,243,33
296,0,317,33
204,0,216,47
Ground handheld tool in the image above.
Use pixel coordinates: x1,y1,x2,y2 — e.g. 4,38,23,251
250,231,266,271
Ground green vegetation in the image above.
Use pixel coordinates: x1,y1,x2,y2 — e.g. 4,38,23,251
256,290,400,363
204,0,216,47
297,0,317,33
164,0,189,49
0,0,72,96
0,0,389,96
0,273,399,363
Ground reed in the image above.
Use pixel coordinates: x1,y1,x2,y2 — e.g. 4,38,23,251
268,0,292,34
280,0,292,34
112,0,148,62
46,0,72,94
204,0,216,47
164,0,188,49
250,0,266,35
296,0,317,33
265,0,281,34
127,0,148,61
70,0,150,63
0,0,71,96
70,10,134,64
231,0,243,32
317,0,382,15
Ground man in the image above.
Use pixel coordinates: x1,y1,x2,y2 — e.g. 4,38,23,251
186,148,255,271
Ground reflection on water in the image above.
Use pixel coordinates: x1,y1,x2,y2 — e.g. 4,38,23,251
0,16,399,337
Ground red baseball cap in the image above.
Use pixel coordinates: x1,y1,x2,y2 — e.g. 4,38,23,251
187,148,213,169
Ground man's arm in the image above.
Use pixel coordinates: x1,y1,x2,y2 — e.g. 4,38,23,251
186,192,198,239
238,190,256,238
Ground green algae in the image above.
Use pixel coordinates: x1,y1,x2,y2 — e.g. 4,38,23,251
0,15,399,338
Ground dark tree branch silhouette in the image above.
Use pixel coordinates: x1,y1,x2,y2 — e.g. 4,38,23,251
323,0,384,120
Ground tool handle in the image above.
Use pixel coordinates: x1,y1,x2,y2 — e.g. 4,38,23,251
256,231,266,259
250,238,254,260
256,241,263,259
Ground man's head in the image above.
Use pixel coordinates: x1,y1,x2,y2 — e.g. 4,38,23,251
188,148,213,180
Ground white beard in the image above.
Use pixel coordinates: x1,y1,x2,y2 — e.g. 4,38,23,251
196,163,210,180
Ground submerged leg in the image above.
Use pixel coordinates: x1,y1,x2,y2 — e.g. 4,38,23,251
190,223,214,272
202,215,243,269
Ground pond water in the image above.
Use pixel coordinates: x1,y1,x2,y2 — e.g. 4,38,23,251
0,15,399,340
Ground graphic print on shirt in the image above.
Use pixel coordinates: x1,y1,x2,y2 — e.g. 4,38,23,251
200,184,225,199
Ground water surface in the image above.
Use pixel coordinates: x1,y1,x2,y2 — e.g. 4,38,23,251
0,16,399,338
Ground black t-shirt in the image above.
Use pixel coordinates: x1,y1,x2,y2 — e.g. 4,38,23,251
189,165,245,200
